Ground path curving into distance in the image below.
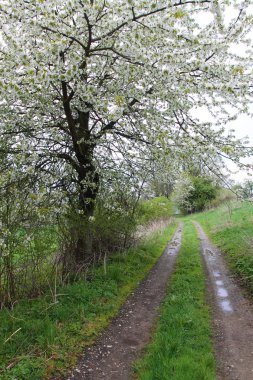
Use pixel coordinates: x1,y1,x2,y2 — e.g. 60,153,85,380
195,222,253,380
63,224,183,380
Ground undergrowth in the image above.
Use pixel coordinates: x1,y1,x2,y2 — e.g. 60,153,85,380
137,197,173,225
134,221,216,380
0,222,177,380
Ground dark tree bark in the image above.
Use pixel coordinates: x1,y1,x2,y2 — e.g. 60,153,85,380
61,82,99,264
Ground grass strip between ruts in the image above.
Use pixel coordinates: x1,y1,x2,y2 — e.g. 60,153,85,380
0,222,177,380
134,221,216,380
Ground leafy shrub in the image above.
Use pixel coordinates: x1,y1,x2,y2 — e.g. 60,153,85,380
137,197,173,225
173,176,217,214
186,176,217,212
206,188,236,209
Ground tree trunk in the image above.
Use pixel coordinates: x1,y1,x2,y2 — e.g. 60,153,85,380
62,83,99,267
4,255,15,305
72,110,99,265
74,167,99,265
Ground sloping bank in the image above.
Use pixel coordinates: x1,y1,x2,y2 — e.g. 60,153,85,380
134,221,216,380
192,201,253,294
0,221,177,380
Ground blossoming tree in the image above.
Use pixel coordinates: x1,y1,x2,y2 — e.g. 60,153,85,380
0,0,252,262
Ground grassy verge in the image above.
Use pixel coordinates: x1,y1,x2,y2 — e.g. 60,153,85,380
191,201,253,293
134,221,216,380
0,222,177,380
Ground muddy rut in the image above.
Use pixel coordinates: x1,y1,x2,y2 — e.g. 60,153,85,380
195,222,253,380
64,224,183,380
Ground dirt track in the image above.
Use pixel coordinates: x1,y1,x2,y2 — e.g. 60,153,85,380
60,221,253,380
63,224,183,380
195,222,253,380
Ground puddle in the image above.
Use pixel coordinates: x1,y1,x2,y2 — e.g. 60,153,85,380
166,226,182,256
218,288,228,298
167,249,177,256
196,225,233,315
205,250,215,262
220,299,233,313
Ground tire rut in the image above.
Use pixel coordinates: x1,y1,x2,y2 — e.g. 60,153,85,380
195,221,253,380
61,224,183,380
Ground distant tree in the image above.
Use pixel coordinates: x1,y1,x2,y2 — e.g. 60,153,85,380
173,175,217,214
186,176,217,212
172,175,194,214
235,179,253,199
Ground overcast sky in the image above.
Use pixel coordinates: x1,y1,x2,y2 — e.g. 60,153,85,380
197,4,253,183
225,5,253,183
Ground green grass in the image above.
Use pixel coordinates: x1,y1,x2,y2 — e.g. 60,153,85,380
134,221,216,380
190,201,253,293
10,224,58,262
1,224,59,301
0,222,177,380
137,196,173,225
